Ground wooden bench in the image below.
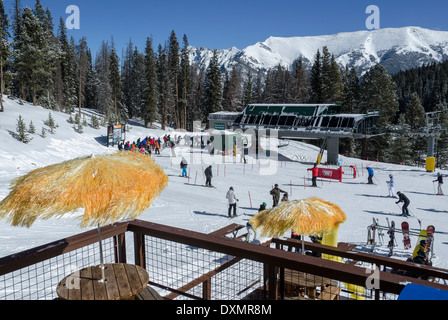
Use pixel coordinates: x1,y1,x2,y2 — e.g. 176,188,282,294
317,285,341,300
208,223,244,238
136,286,164,300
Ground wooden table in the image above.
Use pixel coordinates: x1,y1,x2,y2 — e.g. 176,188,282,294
56,263,149,300
283,269,332,299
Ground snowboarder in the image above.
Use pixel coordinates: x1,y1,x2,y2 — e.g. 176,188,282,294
366,167,374,184
226,187,239,217
309,163,319,187
270,184,287,207
396,191,410,217
180,157,188,177
386,174,395,197
204,165,213,187
433,172,444,195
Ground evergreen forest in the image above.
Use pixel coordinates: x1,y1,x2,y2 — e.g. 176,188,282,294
0,0,447,168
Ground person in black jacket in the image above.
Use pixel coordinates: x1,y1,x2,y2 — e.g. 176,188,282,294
396,191,410,217
433,173,444,195
204,165,213,187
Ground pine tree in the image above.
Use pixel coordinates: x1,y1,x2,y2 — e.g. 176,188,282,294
310,49,323,103
405,92,425,130
143,37,158,127
156,43,170,129
341,66,359,113
0,0,10,112
14,7,51,106
11,0,24,100
44,111,57,134
290,59,309,103
203,50,222,116
222,65,242,111
435,102,448,169
95,41,113,120
109,46,125,124
57,17,77,112
328,55,343,103
16,115,32,143
359,64,399,128
168,30,180,128
28,120,35,134
242,70,254,106
91,114,100,129
38,7,58,110
189,62,206,125
386,114,413,165
121,39,135,118
84,49,96,110
179,34,191,130
77,37,90,117
271,64,290,103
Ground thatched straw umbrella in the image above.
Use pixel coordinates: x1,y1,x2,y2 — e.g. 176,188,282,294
249,197,346,253
0,151,168,280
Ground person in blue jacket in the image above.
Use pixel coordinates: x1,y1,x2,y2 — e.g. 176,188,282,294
366,167,374,184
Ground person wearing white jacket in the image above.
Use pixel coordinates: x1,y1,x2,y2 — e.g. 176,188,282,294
226,187,239,217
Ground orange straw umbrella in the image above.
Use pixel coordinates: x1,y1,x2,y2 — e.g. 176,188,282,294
0,151,168,280
249,197,346,252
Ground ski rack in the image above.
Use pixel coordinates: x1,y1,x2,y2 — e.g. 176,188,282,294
367,220,431,253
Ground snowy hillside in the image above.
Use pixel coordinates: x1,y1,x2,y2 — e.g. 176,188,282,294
0,96,447,272
189,26,448,75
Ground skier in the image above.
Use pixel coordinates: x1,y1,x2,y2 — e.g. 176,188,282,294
308,163,319,187
270,184,287,207
366,167,374,184
386,174,395,197
396,191,410,217
433,172,444,195
258,202,267,212
204,165,213,187
180,157,188,177
281,193,289,203
226,187,239,217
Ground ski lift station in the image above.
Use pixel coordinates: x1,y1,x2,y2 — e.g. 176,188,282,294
208,104,381,164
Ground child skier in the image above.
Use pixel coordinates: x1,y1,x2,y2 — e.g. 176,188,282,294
180,157,188,177
387,174,395,197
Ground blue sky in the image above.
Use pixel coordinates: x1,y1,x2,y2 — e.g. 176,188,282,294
5,0,448,55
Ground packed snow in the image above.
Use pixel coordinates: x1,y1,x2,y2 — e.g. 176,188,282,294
0,96,447,272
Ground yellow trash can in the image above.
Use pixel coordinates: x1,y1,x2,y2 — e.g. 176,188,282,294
426,157,435,172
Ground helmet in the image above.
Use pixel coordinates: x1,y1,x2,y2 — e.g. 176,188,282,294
262,202,267,206
389,174,393,178
275,184,279,187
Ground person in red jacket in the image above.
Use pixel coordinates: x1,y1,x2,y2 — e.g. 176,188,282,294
309,163,319,187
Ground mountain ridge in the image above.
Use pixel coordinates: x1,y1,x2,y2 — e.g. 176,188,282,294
188,26,448,76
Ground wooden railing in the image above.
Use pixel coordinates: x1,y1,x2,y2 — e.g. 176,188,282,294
1,219,448,300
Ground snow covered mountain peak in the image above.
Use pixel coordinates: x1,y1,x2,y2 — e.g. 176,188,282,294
189,26,448,75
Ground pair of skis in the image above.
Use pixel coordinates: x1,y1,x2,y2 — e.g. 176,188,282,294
368,217,396,256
